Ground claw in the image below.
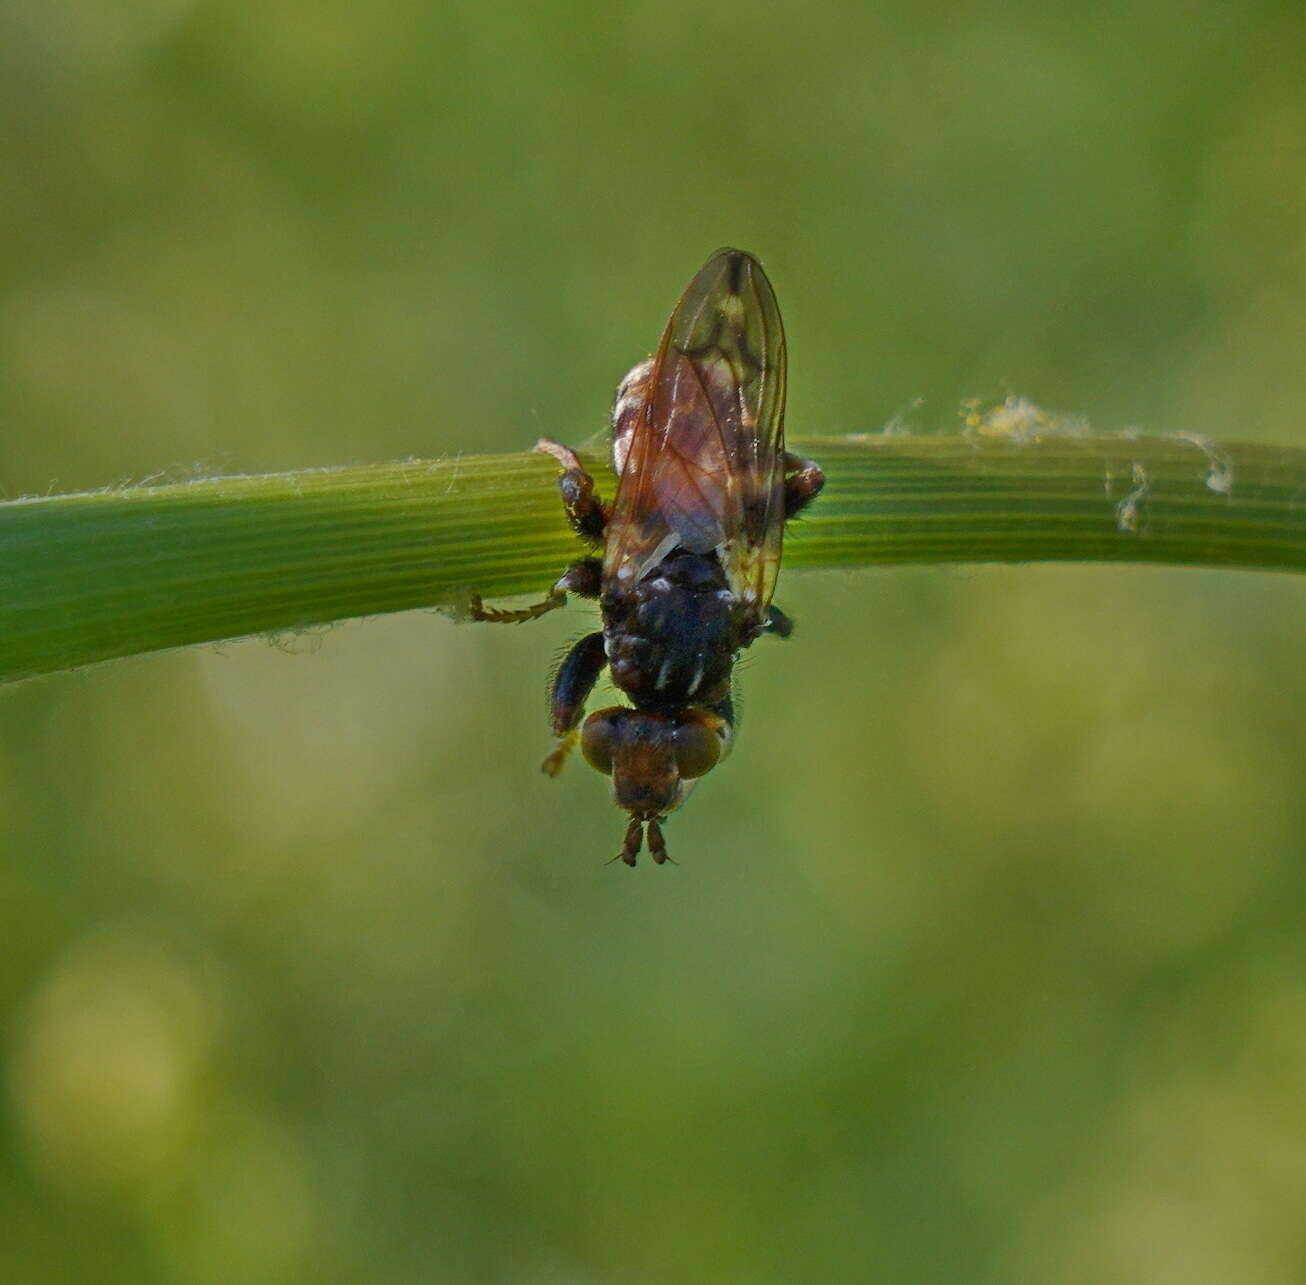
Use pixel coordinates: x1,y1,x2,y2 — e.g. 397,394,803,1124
535,437,586,473
466,587,565,624
541,730,578,777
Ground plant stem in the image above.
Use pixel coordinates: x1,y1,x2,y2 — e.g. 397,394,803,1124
1,432,1302,683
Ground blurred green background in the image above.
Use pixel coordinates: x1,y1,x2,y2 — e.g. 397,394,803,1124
5,2,1306,1281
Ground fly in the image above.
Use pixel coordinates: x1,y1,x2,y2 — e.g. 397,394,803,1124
469,249,824,865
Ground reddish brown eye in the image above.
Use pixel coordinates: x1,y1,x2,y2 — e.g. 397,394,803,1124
580,708,622,774
673,716,723,779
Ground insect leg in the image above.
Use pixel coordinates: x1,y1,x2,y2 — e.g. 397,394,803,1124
782,452,826,520
557,557,602,598
466,588,565,623
542,630,607,776
708,695,736,745
466,558,601,624
536,438,608,545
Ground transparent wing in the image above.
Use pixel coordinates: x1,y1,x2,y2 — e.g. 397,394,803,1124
603,248,787,621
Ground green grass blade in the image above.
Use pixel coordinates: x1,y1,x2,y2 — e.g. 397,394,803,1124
1,432,1302,683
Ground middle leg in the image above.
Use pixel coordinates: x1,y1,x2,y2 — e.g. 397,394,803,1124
764,605,794,638
467,557,601,624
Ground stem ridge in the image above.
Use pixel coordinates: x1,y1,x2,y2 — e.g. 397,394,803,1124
2,433,1303,683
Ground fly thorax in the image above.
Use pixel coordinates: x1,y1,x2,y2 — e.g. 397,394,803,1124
603,554,736,704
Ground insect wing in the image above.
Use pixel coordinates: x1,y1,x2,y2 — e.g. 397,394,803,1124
604,249,788,618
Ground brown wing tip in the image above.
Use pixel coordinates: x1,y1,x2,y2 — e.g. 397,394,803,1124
704,247,763,286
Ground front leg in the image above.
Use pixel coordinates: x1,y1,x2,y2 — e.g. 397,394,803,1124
467,558,602,624
536,438,608,546
541,630,607,776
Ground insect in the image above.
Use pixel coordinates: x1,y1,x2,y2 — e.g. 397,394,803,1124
470,248,824,865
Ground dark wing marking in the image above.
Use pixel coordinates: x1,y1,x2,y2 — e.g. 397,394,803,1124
603,249,788,621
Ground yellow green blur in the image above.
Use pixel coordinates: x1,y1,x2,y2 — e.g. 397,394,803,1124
5,3,1306,1282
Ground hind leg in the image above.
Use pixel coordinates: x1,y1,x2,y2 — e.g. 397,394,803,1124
783,452,825,519
467,436,607,623
537,438,608,546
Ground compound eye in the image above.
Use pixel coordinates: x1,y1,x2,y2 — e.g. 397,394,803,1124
580,708,623,775
673,715,723,780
